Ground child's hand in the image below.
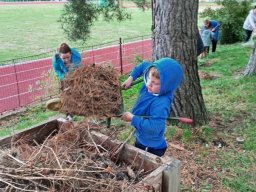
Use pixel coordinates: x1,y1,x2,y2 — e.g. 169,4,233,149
121,112,134,122
121,76,133,89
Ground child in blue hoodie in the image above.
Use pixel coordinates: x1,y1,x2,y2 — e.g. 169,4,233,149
51,43,82,119
121,57,183,157
52,43,81,81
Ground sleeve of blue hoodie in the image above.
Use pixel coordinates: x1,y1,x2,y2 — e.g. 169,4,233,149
130,60,152,80
52,54,67,80
210,20,220,41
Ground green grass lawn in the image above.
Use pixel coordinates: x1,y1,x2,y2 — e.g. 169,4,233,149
0,4,151,62
198,45,256,191
0,2,212,63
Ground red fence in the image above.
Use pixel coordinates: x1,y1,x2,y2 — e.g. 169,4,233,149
0,38,152,114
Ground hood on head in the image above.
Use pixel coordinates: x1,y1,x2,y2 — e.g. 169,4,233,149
144,57,183,96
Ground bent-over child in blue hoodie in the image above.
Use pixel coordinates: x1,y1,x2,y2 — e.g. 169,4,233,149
121,57,183,157
52,43,81,81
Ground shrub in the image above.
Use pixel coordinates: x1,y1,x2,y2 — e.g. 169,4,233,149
200,0,252,44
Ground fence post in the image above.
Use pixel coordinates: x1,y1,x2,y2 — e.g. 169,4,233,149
142,36,144,60
13,60,21,108
119,37,123,74
92,45,95,65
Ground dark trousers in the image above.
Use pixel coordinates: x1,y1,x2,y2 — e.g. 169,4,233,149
135,140,167,157
244,29,253,42
212,39,218,52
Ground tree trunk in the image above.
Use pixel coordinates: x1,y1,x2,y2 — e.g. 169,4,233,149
243,47,256,76
152,0,208,125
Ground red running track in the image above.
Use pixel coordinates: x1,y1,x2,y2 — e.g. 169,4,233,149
0,39,152,114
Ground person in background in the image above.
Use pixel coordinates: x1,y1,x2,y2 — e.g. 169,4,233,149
52,43,81,82
51,43,81,120
202,19,220,53
243,6,256,42
197,28,205,57
199,27,213,58
121,58,183,157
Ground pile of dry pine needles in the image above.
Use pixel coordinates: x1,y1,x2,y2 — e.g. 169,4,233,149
0,121,153,191
60,65,122,118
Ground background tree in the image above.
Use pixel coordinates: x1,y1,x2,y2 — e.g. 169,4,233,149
243,46,256,75
151,0,208,125
60,0,208,125
59,0,130,42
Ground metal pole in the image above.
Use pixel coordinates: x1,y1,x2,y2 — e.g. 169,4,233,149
92,45,95,65
13,60,21,107
106,117,111,128
142,36,144,60
119,37,123,74
151,0,155,32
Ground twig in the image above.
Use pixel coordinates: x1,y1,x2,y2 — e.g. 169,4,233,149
87,124,101,154
169,142,185,151
7,154,26,165
111,129,135,157
43,145,63,170
28,129,56,163
1,166,107,174
0,178,35,192
0,172,112,186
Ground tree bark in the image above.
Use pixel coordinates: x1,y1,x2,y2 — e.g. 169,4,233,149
152,0,208,125
243,47,256,76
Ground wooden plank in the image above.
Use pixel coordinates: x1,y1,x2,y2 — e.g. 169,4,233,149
120,144,160,170
0,118,59,148
162,159,181,192
140,165,165,192
90,131,160,170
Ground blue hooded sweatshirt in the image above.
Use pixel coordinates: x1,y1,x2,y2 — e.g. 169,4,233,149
209,20,220,41
201,20,220,41
130,57,183,149
52,48,82,80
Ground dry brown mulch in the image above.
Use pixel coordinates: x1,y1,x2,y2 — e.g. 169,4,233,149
166,141,223,191
0,121,153,192
198,71,220,80
164,113,245,192
60,65,122,118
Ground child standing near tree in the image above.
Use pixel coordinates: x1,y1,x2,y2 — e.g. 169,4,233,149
200,27,213,58
121,57,183,157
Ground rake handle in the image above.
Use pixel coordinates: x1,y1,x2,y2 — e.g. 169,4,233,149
119,114,193,125
167,117,193,124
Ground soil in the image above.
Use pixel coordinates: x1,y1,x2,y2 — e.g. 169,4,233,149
0,111,24,130
168,113,246,191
